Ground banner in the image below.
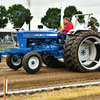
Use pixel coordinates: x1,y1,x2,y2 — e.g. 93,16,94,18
60,5,64,28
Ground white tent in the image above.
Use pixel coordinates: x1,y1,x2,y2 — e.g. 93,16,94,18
5,22,13,29
21,14,49,30
30,14,49,30
21,22,29,30
4,21,15,31
0,21,15,32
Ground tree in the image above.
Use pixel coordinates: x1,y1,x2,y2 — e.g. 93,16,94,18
88,17,99,27
7,4,33,28
64,6,85,23
25,9,33,24
75,11,85,23
0,5,8,28
41,8,61,29
64,6,77,20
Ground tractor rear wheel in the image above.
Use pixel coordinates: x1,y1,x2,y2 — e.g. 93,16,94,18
62,34,78,71
63,31,100,72
6,55,22,70
42,55,65,68
22,52,42,74
71,31,100,72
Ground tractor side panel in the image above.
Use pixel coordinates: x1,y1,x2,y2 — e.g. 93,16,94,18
18,39,27,48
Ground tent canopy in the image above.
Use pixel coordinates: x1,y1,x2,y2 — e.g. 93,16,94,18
0,21,15,32
21,14,49,30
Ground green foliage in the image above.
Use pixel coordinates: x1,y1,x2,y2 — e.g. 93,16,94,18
64,6,85,23
41,8,61,29
0,5,8,28
88,17,99,27
41,6,86,28
75,11,85,23
64,6,77,20
25,9,33,24
7,4,33,28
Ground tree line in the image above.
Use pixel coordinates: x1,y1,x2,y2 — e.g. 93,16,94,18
0,4,33,28
0,4,99,29
41,6,100,29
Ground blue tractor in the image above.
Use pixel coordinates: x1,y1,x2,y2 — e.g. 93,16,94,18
0,13,100,74
0,29,65,74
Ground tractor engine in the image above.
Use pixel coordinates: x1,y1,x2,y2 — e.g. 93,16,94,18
16,30,58,49
11,29,62,58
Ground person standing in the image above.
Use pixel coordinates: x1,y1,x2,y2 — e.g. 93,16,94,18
5,34,10,42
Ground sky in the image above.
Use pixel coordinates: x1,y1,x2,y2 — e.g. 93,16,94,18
1,0,100,23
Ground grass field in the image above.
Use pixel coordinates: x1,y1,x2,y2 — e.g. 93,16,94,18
0,85,100,100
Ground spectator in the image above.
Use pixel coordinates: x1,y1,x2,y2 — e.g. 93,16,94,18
90,22,98,32
5,34,10,42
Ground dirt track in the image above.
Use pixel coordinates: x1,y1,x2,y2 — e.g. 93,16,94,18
0,57,100,91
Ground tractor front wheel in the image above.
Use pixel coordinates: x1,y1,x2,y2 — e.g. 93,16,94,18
22,52,42,74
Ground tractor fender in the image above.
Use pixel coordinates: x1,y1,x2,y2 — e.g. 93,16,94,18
67,29,92,35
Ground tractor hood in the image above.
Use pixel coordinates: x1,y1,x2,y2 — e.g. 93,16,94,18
16,30,58,48
16,30,58,39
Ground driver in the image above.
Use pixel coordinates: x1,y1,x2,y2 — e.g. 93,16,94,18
57,17,73,44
